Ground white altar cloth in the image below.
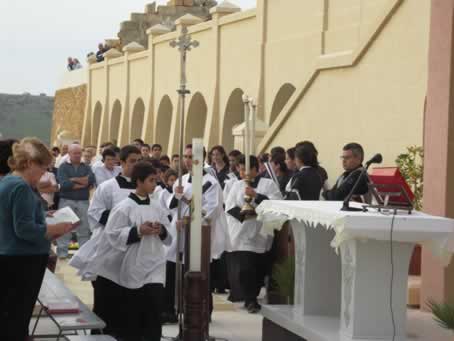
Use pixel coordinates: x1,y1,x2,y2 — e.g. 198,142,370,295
256,201,454,340
257,201,454,263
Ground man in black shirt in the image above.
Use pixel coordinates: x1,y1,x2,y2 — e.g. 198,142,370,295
323,143,368,201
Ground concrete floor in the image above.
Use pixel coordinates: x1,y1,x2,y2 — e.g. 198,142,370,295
30,257,451,341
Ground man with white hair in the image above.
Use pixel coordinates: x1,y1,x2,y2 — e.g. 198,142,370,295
57,143,96,259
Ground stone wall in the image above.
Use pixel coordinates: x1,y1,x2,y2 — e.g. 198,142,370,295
118,1,216,48
50,85,87,146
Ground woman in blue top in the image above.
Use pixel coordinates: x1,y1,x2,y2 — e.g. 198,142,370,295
0,138,74,341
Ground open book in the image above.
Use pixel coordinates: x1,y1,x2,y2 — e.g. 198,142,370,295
46,206,80,226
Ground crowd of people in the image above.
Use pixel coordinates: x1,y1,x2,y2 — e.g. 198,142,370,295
67,57,82,71
0,136,369,341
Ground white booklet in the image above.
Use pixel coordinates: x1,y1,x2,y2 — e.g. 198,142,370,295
46,206,80,225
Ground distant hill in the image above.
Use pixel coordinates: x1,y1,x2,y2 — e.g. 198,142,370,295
0,93,54,145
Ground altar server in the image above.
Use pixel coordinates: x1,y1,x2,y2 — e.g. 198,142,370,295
166,144,229,316
167,144,228,263
70,145,141,276
92,162,171,340
69,145,141,333
225,155,282,313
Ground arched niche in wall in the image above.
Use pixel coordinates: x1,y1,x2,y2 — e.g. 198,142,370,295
155,95,173,153
110,100,122,145
222,88,244,151
185,92,208,145
130,98,145,141
269,83,296,125
92,101,103,146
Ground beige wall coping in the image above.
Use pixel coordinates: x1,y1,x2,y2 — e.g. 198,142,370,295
87,54,98,65
146,24,171,36
210,1,241,15
104,48,123,60
123,41,146,53
175,13,204,26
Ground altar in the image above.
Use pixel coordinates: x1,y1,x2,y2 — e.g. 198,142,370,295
256,201,454,341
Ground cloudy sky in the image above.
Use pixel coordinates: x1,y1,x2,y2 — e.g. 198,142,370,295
0,0,256,96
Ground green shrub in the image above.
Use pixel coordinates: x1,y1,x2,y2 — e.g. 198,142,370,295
271,256,295,304
428,300,454,331
395,146,424,210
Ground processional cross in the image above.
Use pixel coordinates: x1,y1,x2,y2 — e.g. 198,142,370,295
169,25,200,341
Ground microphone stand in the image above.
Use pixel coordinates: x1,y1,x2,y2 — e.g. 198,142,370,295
341,163,372,212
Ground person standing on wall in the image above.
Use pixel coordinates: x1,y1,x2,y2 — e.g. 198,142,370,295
0,138,74,340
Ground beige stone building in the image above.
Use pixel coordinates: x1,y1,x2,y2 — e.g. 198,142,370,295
52,0,428,184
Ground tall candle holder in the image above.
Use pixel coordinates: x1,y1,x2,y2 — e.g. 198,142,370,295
240,94,257,219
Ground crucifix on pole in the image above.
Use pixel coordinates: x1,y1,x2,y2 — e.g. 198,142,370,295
170,25,199,340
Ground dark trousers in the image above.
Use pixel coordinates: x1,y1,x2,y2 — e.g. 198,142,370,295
93,276,125,338
164,261,177,315
0,254,48,340
124,283,164,341
227,251,264,305
211,252,229,292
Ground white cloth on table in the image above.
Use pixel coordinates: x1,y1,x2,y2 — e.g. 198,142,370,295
256,200,454,265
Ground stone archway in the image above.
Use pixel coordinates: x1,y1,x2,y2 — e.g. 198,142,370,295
92,102,103,146
269,83,296,125
131,98,145,141
110,100,122,145
155,95,173,153
185,92,208,145
222,88,244,151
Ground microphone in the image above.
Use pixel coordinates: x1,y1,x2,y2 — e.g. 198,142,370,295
365,153,383,167
341,153,383,212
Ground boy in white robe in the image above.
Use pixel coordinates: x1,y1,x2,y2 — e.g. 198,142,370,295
225,155,282,313
68,145,141,334
92,161,171,341
166,144,229,315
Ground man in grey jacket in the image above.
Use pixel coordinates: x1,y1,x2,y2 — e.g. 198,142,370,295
57,143,96,258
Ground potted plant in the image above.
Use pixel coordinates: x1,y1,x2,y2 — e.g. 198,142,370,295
267,256,295,305
428,300,454,335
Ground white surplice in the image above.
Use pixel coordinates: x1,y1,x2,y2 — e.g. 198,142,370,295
165,172,229,261
225,176,282,253
69,175,135,280
91,194,172,289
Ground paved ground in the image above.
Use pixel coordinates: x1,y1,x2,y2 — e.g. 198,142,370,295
30,257,451,341
30,257,262,341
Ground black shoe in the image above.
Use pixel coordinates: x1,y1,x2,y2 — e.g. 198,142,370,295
246,302,261,314
215,288,227,294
